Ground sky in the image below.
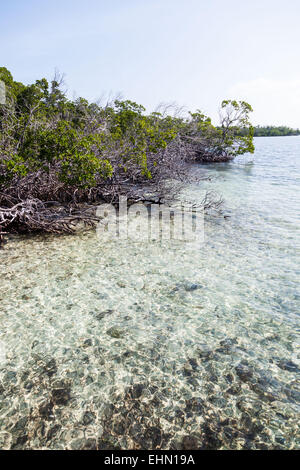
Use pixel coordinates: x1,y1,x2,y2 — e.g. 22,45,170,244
1,0,300,127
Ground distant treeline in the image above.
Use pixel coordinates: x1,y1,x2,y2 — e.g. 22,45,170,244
238,126,300,137
254,126,300,136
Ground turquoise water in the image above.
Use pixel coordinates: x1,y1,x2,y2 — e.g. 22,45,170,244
0,136,299,449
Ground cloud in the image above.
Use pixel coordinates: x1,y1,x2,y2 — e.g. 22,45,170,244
227,78,300,128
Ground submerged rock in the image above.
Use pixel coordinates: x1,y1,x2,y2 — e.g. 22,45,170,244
181,435,199,450
185,397,204,415
216,338,238,355
70,438,87,450
184,283,201,292
39,401,54,420
24,380,34,391
226,384,241,395
43,358,57,377
235,362,254,383
196,344,214,360
142,426,162,449
51,382,71,406
97,437,121,450
126,383,145,399
82,411,96,426
0,432,12,450
82,438,97,450
46,424,61,441
200,422,222,450
283,381,300,403
85,375,94,385
4,371,17,384
10,417,29,449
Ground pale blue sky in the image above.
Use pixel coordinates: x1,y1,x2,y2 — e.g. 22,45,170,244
1,0,300,126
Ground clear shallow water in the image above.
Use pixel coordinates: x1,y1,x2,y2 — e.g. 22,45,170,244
0,136,299,450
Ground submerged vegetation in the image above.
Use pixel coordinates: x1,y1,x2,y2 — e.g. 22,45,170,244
0,67,254,240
